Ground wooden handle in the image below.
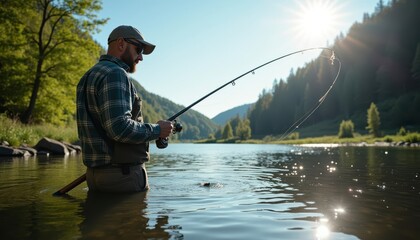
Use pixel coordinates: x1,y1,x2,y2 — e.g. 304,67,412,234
53,173,86,196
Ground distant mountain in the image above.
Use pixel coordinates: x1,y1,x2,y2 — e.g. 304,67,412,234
212,103,253,125
131,79,218,140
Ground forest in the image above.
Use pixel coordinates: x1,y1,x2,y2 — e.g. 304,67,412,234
248,0,420,138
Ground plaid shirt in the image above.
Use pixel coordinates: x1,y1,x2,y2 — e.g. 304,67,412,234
76,55,161,167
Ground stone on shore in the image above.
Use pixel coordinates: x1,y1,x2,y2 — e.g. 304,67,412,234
61,142,82,154
17,146,37,156
0,145,31,157
34,137,70,155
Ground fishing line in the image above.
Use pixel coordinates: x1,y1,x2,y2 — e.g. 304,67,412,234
279,51,342,140
156,47,341,148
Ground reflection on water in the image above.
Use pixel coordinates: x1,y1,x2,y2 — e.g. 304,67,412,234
0,144,419,240
79,192,176,239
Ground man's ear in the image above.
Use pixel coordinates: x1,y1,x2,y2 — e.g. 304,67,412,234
116,38,125,51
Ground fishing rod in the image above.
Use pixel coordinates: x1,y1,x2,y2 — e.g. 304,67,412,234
156,47,340,147
53,47,340,196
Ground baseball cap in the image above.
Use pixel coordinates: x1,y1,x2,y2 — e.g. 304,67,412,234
108,25,155,55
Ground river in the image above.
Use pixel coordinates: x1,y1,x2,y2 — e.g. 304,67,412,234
0,143,419,240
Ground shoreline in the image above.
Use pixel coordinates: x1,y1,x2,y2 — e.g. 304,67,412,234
297,141,420,148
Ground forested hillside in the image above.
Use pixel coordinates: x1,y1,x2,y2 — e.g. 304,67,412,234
132,80,217,140
212,103,252,126
249,0,420,138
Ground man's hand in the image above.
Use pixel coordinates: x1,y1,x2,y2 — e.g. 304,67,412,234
157,120,173,138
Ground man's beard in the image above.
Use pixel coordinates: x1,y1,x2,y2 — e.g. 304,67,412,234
121,48,136,73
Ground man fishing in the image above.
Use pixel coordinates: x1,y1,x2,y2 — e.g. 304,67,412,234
76,25,173,193
57,39,337,195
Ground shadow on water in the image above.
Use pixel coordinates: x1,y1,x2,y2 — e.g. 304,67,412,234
0,155,182,240
78,191,179,240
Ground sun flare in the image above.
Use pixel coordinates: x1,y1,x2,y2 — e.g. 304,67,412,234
291,0,341,47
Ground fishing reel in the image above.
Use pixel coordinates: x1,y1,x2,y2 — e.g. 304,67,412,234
172,120,183,133
156,120,183,149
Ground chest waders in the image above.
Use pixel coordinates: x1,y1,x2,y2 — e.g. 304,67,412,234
110,93,151,171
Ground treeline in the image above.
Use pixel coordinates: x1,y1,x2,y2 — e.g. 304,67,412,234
248,0,420,137
212,115,251,141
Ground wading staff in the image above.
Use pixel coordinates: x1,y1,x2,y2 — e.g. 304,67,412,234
53,174,86,196
53,47,337,196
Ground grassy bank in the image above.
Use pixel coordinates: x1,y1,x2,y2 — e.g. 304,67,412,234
0,115,78,147
269,133,420,145
198,132,420,145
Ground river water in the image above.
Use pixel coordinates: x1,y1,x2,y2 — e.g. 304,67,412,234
0,143,419,240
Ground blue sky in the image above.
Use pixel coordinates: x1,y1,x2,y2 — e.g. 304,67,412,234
93,0,379,118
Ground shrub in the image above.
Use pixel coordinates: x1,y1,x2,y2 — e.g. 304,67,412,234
405,133,420,143
0,115,37,146
397,127,407,136
286,132,300,140
338,120,355,138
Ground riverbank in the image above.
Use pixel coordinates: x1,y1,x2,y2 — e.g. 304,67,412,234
2,114,419,149
270,133,420,146
198,132,420,147
297,141,420,148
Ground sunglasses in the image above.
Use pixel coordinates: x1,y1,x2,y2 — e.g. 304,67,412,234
124,38,144,55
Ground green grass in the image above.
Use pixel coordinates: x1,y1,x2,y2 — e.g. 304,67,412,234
198,131,420,145
239,132,420,145
0,115,78,147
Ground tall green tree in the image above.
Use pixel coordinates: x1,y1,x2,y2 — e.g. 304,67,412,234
229,115,241,135
0,0,33,117
1,0,107,124
222,122,233,139
412,42,420,81
366,102,381,137
249,89,272,136
236,118,251,140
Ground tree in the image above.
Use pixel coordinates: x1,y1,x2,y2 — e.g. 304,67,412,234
248,90,272,136
214,127,223,139
375,0,385,14
412,42,420,80
0,0,33,116
229,115,241,135
366,102,381,137
222,122,233,139
235,118,251,140
1,0,107,123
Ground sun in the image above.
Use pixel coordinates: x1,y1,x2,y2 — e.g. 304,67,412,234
291,0,341,47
